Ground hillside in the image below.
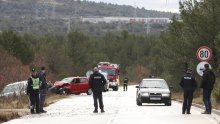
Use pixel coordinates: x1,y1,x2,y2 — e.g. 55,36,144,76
0,0,179,35
0,0,178,18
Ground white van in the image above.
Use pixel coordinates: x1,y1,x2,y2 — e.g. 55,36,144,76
1,81,27,97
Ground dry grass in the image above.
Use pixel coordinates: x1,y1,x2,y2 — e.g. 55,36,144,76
0,111,21,123
0,92,67,122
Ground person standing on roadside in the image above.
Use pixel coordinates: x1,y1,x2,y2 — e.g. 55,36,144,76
201,64,216,114
123,77,129,91
89,67,107,113
180,68,197,114
26,69,40,114
38,66,47,113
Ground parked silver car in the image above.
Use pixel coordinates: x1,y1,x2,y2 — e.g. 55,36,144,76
136,78,172,106
0,81,27,97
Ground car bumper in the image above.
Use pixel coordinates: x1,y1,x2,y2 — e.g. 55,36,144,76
109,82,118,87
140,96,170,103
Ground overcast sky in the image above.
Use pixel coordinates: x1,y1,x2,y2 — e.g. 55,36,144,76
86,0,180,13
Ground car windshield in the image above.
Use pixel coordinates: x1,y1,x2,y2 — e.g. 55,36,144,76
140,80,168,89
99,68,116,76
61,78,74,83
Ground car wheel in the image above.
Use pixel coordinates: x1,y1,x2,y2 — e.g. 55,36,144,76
87,89,93,95
137,96,142,106
113,86,118,91
64,89,71,95
165,100,171,106
58,88,65,95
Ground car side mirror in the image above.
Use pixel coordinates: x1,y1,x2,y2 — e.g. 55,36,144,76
135,86,139,88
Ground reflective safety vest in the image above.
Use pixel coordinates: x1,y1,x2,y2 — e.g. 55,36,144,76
32,77,40,90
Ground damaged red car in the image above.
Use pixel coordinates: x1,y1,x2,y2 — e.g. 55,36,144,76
51,77,92,95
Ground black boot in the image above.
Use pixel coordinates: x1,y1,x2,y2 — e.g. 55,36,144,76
101,109,105,113
93,109,98,113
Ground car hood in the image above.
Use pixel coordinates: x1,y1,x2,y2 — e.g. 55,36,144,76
139,88,170,93
54,81,68,86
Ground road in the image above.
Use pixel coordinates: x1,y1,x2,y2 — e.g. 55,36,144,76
4,86,220,124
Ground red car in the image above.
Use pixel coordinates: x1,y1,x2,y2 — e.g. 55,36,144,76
52,77,92,95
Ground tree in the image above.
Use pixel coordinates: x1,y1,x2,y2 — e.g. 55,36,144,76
0,30,34,64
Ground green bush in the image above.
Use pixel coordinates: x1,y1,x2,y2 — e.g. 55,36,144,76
214,78,220,103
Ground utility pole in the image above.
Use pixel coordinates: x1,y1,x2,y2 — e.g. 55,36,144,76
52,4,56,19
133,2,137,18
146,22,150,35
132,2,137,33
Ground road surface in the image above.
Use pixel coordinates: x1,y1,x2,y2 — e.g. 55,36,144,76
4,86,220,124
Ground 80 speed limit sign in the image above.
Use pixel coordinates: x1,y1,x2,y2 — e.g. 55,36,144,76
196,46,212,62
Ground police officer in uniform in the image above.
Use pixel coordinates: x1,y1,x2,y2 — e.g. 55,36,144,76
27,69,41,114
89,67,107,113
123,77,129,91
180,68,197,114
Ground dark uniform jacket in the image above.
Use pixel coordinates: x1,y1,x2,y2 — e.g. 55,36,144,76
38,71,47,89
89,72,107,92
201,69,215,90
124,78,128,84
27,75,40,94
180,73,197,91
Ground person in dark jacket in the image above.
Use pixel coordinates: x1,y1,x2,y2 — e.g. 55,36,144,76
201,64,216,114
26,69,41,114
38,66,47,113
123,77,129,91
180,68,197,114
89,67,107,113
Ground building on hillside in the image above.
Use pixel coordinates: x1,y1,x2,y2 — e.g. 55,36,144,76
81,17,172,24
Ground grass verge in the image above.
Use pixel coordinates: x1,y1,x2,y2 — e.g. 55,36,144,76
0,92,67,122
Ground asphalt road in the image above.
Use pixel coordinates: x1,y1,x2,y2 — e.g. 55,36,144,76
4,86,220,124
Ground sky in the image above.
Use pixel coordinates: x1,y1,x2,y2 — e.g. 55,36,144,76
86,0,180,13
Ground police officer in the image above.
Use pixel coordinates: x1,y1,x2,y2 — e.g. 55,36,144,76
39,66,47,113
123,77,129,91
201,64,216,114
89,67,107,113
27,69,41,114
180,68,197,114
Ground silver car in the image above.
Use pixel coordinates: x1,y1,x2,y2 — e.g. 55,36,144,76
0,81,27,97
136,78,172,106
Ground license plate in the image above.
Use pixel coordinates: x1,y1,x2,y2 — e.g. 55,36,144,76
150,97,161,100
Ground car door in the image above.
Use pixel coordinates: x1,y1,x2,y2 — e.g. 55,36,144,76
70,78,81,94
78,78,89,93
70,78,77,93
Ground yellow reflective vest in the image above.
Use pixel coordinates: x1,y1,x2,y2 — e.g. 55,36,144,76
32,77,40,90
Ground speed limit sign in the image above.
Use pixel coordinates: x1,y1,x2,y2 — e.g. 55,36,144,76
196,46,212,62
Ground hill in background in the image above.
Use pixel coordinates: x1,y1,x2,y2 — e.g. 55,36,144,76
0,0,179,35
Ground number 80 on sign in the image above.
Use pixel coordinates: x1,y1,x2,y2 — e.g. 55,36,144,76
196,46,212,62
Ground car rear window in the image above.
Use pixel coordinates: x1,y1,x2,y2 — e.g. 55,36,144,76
141,80,168,89
75,78,87,83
